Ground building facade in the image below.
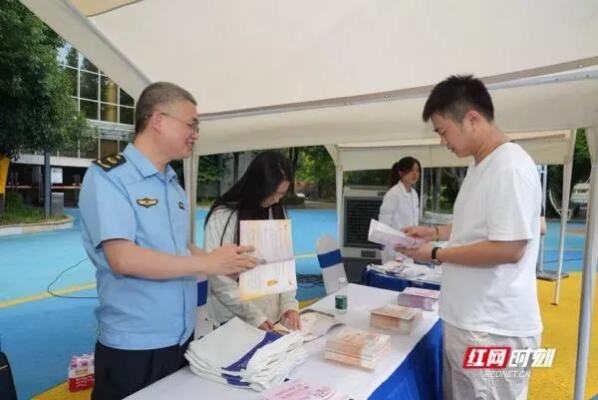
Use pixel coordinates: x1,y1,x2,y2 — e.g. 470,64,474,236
8,45,135,206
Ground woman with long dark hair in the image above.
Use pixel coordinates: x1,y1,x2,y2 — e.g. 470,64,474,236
204,150,300,331
378,156,421,262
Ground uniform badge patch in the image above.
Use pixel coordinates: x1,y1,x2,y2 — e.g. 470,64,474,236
94,154,126,171
137,198,159,208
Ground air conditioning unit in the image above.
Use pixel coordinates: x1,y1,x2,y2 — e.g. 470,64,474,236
341,186,386,281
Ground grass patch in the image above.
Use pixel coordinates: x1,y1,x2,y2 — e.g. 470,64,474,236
0,193,65,226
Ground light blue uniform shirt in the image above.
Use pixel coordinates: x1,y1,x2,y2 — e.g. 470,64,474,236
79,144,195,350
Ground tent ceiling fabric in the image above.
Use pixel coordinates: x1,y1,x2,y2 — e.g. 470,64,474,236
22,0,598,113
336,131,572,171
191,77,598,156
71,0,139,17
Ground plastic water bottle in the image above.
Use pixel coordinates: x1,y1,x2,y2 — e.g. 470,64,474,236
335,277,348,314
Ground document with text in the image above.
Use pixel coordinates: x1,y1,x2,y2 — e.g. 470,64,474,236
368,219,424,249
239,219,297,301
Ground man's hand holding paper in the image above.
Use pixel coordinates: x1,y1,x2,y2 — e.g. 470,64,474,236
368,219,425,249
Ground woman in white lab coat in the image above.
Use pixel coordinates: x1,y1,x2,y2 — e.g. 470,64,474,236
204,150,300,332
378,157,421,262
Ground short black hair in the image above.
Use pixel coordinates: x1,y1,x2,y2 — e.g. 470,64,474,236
422,75,494,123
135,82,196,134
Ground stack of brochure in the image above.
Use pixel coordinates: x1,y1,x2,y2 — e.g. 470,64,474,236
185,317,307,391
324,327,390,370
370,304,422,334
397,287,440,311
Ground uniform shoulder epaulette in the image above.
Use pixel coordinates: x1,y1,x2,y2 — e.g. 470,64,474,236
94,154,126,171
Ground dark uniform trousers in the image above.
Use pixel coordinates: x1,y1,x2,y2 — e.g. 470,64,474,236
92,335,193,400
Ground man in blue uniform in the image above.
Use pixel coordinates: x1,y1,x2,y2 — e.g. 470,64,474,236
79,82,257,399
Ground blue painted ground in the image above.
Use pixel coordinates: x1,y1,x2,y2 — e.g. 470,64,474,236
0,207,336,399
0,209,586,399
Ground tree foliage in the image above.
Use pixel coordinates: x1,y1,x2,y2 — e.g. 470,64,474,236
546,128,592,215
295,146,336,199
0,0,89,160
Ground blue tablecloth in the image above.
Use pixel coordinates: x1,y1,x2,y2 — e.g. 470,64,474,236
370,320,443,400
362,269,441,292
363,269,443,399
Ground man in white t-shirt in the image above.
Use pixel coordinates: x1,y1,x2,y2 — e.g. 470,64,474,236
398,75,542,400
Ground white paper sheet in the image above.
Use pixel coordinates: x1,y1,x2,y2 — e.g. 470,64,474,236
367,219,424,249
273,310,344,342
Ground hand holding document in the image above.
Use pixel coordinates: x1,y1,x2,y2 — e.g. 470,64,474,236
239,220,298,301
368,219,425,249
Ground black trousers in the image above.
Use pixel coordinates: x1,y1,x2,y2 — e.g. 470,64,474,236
92,336,192,400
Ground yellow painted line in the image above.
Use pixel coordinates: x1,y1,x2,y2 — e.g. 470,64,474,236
0,282,96,309
33,382,91,400
0,254,318,310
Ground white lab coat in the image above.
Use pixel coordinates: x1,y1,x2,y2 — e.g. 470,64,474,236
378,181,420,262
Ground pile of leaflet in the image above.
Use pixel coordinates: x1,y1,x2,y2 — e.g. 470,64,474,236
324,327,390,370
369,304,422,334
185,317,307,391
397,287,440,311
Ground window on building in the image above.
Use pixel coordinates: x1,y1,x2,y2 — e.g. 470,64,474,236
59,45,136,126
120,89,134,107
101,103,118,123
80,71,98,100
81,57,98,73
63,67,78,97
120,106,135,125
100,76,118,103
100,139,119,158
80,100,99,120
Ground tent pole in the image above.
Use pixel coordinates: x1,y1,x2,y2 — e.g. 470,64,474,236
324,145,344,247
419,167,425,220
553,130,577,304
537,164,547,274
184,156,198,245
573,127,598,400
336,164,344,248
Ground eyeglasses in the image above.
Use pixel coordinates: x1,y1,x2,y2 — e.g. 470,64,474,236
159,112,200,134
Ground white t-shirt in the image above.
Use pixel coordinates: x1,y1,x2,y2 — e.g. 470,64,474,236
379,181,419,262
440,142,542,337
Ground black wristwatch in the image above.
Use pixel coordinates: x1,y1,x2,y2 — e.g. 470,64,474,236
431,246,442,265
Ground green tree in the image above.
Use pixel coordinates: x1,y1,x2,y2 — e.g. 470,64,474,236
197,155,225,184
547,128,592,216
0,0,89,213
295,146,336,200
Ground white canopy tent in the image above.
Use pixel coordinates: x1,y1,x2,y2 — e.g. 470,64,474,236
326,129,577,304
20,0,598,112
19,1,598,398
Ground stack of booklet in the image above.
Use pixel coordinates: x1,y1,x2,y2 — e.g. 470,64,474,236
369,304,422,335
397,287,440,311
324,327,390,370
185,317,307,391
